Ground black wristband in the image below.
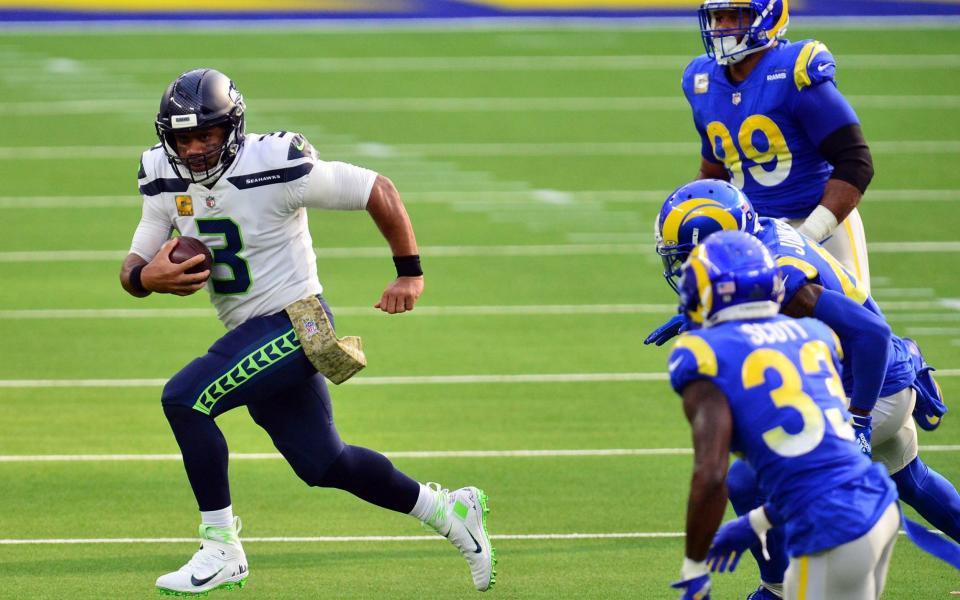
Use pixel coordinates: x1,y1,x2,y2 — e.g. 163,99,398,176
393,255,423,277
130,264,150,295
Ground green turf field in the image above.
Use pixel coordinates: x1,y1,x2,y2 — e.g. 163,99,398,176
0,23,959,599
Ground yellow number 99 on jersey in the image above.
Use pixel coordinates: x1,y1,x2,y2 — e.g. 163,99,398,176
707,115,793,188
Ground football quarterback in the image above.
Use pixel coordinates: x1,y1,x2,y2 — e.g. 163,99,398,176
120,69,496,595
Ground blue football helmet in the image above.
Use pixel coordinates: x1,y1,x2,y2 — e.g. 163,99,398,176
678,230,784,327
698,0,789,65
655,179,759,292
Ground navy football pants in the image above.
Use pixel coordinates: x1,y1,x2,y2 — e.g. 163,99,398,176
161,299,419,513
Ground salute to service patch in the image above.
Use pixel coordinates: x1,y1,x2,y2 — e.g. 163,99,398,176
175,195,194,216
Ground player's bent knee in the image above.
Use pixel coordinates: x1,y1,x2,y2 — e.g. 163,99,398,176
161,376,197,410
288,448,344,488
891,458,926,499
162,403,211,429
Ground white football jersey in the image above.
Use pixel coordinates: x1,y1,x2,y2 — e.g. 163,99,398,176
131,132,377,330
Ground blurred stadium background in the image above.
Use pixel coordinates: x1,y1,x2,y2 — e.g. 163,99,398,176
0,1,958,598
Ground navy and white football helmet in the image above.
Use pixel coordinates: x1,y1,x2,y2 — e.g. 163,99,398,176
155,68,246,184
698,0,789,65
678,230,784,327
655,179,759,292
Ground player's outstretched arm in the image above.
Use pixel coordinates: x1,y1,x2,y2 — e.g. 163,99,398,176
366,175,424,314
119,240,209,298
784,283,890,418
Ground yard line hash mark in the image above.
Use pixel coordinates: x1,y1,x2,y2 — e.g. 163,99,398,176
1,446,958,463
2,371,959,389
0,530,943,546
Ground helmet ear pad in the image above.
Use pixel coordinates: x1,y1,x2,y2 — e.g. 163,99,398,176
678,262,704,323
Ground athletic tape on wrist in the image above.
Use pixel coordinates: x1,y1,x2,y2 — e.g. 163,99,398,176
797,204,839,243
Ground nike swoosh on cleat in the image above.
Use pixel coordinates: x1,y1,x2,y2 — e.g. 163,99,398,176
466,529,483,554
191,568,224,587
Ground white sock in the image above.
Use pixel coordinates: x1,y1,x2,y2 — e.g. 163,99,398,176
409,484,444,524
761,582,784,598
200,505,235,529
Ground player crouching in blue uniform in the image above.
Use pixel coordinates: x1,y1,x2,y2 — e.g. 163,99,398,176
648,180,957,599
667,231,960,600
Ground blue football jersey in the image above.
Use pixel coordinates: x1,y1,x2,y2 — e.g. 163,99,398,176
682,39,859,219
757,217,916,398
668,315,898,557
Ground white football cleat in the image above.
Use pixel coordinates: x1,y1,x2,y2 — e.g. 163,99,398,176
156,517,248,596
427,484,497,592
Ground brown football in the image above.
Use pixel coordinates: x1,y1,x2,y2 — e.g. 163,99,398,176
169,236,213,274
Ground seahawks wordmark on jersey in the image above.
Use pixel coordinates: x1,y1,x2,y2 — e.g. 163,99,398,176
132,132,377,330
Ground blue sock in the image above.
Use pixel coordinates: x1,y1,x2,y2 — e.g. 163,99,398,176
726,460,788,585
892,457,960,543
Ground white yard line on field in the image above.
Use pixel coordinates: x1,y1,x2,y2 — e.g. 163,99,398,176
4,188,957,209
1,446,958,464
1,16,958,33
886,313,960,323
1,95,956,116
0,528,944,545
872,288,936,298
905,328,960,337
0,373,670,389
1,532,683,545
870,242,960,253
2,370,960,389
0,304,675,320
0,300,956,320
0,448,696,463
3,54,959,73
1,241,959,264
0,140,957,160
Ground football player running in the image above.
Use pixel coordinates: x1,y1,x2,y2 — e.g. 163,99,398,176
649,180,958,600
685,0,873,292
667,231,960,600
120,69,495,596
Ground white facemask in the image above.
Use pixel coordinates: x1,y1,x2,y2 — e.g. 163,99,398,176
712,35,749,65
